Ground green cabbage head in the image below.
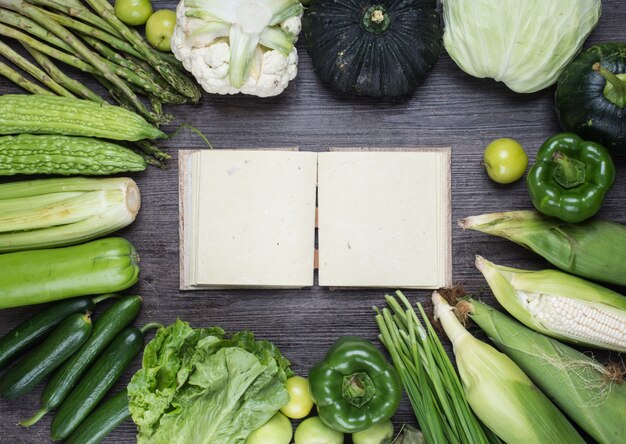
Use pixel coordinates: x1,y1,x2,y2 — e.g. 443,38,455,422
442,0,602,93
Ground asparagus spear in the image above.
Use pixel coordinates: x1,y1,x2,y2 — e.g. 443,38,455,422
0,39,75,97
0,8,72,52
0,0,157,123
22,43,106,103
28,0,118,37
0,59,54,95
84,0,200,101
40,8,144,60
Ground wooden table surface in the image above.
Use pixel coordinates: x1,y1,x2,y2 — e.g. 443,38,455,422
1,1,625,442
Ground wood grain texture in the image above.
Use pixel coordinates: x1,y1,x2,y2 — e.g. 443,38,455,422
1,1,625,442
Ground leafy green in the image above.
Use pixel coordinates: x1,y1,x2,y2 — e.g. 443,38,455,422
128,320,292,444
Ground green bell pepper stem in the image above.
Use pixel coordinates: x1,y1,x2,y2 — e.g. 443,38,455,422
308,336,402,434
593,63,626,108
527,133,615,223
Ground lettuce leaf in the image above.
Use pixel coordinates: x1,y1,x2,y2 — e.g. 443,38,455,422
128,320,291,444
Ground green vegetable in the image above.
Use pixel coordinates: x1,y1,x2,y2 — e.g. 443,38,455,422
22,295,142,427
463,297,626,444
352,420,394,444
483,138,528,184
65,390,131,444
556,42,626,151
0,237,139,308
0,94,164,141
245,412,293,444
442,0,601,93
280,375,314,419
375,292,493,444
308,336,401,434
294,416,344,444
302,0,441,97
128,320,293,444
0,177,140,253
0,295,105,369
51,322,160,441
145,9,175,52
0,313,92,399
0,134,146,175
460,210,626,287
476,255,626,352
432,292,585,444
527,133,615,223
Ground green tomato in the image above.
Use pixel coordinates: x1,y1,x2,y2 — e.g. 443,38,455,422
281,375,314,419
245,412,293,444
294,417,344,444
352,420,394,444
145,9,176,52
114,0,153,26
483,138,528,184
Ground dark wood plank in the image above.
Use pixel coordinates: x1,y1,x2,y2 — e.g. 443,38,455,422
1,1,625,442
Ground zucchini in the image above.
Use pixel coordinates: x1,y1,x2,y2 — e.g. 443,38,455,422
0,134,146,176
0,296,95,369
0,94,165,141
0,313,92,399
51,323,161,441
65,390,131,444
0,237,140,309
21,295,142,427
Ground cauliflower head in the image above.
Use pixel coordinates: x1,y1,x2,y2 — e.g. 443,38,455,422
172,0,303,97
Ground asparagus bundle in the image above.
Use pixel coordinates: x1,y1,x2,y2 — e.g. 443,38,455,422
0,0,200,126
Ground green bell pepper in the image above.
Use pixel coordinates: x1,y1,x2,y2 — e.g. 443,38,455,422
527,133,615,223
308,336,402,434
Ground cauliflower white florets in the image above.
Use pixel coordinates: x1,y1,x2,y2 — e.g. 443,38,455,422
171,0,302,98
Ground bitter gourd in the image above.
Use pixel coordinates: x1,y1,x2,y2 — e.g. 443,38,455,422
0,95,165,141
0,134,146,175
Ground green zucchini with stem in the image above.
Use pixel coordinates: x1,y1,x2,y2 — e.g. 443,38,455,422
0,313,92,399
51,323,162,441
65,390,131,444
22,295,143,427
0,94,164,141
0,294,116,369
0,237,139,308
0,134,147,176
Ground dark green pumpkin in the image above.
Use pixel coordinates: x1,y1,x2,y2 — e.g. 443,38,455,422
556,42,626,151
302,0,442,97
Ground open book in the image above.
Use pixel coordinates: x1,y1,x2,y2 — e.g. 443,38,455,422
179,148,451,290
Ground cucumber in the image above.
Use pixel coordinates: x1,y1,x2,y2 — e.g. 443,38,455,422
0,296,96,369
65,390,131,444
0,237,140,308
0,134,147,176
51,323,161,441
0,313,92,399
21,295,142,427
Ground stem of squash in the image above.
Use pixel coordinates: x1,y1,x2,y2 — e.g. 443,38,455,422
593,63,626,109
362,5,390,34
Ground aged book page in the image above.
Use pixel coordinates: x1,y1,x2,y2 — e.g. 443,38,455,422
182,149,318,288
317,149,451,288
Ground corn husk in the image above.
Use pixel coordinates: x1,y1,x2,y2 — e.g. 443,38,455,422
460,210,626,287
476,255,626,352
464,297,626,444
432,292,585,444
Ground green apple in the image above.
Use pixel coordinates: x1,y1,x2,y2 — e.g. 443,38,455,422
145,9,177,52
114,0,153,26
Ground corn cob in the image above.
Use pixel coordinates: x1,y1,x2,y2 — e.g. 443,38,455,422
432,291,585,444
463,297,626,444
460,210,626,287
476,255,626,352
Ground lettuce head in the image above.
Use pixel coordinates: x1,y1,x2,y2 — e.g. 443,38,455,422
128,320,292,444
442,0,602,93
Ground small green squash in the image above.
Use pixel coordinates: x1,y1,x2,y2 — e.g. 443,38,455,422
302,0,442,97
556,42,626,151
